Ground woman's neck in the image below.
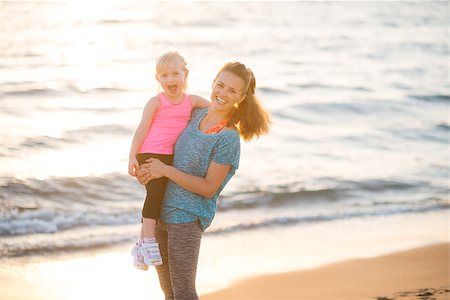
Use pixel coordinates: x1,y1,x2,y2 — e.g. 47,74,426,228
204,108,229,124
199,107,231,133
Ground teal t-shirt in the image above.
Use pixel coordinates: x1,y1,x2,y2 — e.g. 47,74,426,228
161,108,240,231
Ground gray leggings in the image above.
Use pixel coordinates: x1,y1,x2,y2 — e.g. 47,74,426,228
155,221,203,300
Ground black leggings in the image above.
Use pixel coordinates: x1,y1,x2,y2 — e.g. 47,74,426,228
136,153,173,220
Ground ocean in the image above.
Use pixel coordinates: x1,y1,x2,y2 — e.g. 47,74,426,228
0,0,448,262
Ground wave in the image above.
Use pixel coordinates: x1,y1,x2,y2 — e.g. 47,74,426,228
218,188,346,211
2,202,448,258
270,100,395,125
289,83,371,92
0,208,139,236
300,102,365,115
346,179,417,191
0,173,138,203
0,225,137,258
436,123,450,131
1,88,60,97
0,83,130,98
0,174,141,234
218,179,423,212
387,126,448,144
208,203,449,236
0,173,446,239
258,87,289,95
410,94,450,103
5,124,132,152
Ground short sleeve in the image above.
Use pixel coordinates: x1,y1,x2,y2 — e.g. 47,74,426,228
191,107,207,121
211,132,240,170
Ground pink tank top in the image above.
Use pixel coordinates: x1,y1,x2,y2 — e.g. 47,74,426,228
139,93,193,155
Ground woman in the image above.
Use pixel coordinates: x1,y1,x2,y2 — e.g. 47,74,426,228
137,62,270,300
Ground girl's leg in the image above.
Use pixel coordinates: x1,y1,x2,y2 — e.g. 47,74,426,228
141,154,172,239
142,217,157,238
140,175,168,266
138,153,172,266
139,223,144,241
139,153,174,222
167,221,203,300
155,221,174,300
132,153,171,268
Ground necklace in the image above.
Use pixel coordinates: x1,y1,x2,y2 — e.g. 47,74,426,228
205,118,230,134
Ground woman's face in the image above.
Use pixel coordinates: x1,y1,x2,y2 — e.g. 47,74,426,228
210,71,246,113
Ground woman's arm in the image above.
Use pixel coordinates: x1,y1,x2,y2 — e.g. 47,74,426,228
139,159,230,198
128,97,159,176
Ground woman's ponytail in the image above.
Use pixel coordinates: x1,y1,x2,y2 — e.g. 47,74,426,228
216,62,270,142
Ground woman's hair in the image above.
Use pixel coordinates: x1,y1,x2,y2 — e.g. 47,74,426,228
155,51,189,90
214,62,271,142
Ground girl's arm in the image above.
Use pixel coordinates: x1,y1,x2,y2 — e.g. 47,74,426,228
140,159,230,198
128,97,159,176
190,94,210,108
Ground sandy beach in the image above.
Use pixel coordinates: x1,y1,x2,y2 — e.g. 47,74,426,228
0,242,448,300
0,210,448,300
203,243,449,300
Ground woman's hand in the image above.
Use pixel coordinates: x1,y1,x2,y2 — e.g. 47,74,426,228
146,158,169,179
135,158,168,185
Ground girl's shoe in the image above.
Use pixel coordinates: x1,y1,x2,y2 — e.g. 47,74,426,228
131,243,148,271
140,241,163,266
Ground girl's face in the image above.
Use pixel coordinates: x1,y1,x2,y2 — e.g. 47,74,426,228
211,71,246,113
156,62,188,100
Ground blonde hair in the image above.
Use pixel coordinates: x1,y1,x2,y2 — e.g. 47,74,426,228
214,62,271,142
155,51,189,90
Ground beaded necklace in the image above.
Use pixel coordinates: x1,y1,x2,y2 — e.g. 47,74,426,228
205,118,230,134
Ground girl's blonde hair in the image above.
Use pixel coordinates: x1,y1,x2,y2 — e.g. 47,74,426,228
214,62,271,142
155,51,189,90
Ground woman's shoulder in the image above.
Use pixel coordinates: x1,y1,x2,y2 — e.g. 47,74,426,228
191,107,208,120
218,129,240,147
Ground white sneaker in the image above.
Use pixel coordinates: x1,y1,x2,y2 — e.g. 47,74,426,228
140,241,163,266
131,243,148,271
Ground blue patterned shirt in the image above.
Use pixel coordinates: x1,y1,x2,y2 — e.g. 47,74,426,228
161,108,240,231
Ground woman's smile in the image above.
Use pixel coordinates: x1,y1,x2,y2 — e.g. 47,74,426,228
215,97,228,105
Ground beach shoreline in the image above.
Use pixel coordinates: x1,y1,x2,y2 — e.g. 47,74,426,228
202,243,450,300
0,242,448,300
0,210,449,300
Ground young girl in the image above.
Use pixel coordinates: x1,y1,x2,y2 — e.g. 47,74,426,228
128,51,209,270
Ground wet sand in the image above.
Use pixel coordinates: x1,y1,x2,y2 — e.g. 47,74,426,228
202,243,450,300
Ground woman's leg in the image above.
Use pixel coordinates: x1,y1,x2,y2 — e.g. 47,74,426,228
167,221,203,300
155,221,174,300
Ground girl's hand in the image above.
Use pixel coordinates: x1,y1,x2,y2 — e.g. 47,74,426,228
146,158,168,179
136,162,152,185
128,157,140,177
